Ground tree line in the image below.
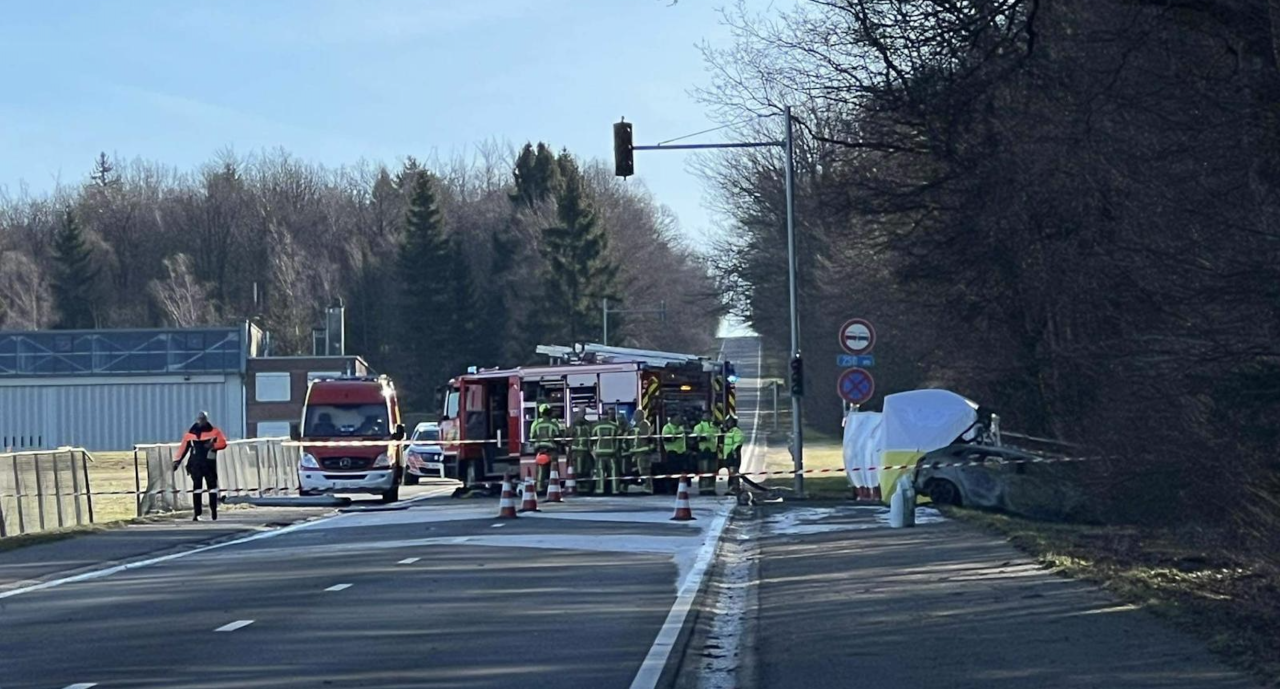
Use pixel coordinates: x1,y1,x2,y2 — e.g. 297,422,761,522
0,144,721,409
700,0,1280,554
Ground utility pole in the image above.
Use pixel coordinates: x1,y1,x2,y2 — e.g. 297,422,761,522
784,105,804,497
613,109,805,495
602,298,667,346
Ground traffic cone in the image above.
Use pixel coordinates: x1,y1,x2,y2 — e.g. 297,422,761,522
670,474,695,521
564,463,577,497
546,465,564,503
518,477,541,513
496,474,518,519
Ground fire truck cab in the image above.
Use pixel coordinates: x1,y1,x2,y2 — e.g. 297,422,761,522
438,344,736,493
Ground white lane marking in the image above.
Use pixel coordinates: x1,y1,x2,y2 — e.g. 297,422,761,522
63,684,98,689
325,583,353,592
630,502,734,689
490,523,506,528
0,515,340,600
214,620,254,632
397,557,421,565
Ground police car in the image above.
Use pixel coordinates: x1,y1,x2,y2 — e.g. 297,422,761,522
403,422,446,485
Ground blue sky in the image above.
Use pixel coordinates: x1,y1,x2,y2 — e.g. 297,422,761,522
0,0,777,248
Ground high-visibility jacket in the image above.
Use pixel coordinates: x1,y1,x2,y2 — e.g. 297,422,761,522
693,421,718,453
592,420,621,457
631,418,655,454
529,418,561,451
661,422,686,454
720,426,744,460
571,421,593,452
175,424,228,462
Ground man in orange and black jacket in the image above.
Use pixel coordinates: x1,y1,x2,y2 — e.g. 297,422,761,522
173,411,228,521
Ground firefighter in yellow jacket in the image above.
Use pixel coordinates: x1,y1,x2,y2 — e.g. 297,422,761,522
592,408,623,495
629,409,657,494
692,411,719,490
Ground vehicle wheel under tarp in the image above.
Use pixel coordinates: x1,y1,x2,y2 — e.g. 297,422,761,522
928,479,961,506
403,471,420,486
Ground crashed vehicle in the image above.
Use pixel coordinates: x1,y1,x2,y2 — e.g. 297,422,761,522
914,443,1091,520
844,388,1086,518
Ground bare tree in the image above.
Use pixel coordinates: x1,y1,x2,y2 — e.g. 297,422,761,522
148,253,216,327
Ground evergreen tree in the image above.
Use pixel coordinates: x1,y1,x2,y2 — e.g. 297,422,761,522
537,152,619,344
51,208,101,329
511,142,564,207
474,226,517,365
395,172,475,410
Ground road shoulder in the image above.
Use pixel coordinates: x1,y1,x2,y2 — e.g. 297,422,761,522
744,501,1259,689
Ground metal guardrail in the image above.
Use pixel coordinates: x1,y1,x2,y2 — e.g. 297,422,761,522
135,438,299,515
0,448,95,537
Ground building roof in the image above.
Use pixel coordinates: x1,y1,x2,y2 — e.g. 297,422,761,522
0,327,247,377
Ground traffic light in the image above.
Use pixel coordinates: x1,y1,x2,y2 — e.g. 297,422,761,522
789,355,804,397
613,119,634,178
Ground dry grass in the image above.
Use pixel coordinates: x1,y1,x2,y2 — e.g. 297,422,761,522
761,428,852,499
85,451,146,524
955,508,1280,686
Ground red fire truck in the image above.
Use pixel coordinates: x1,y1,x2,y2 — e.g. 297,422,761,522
438,344,736,493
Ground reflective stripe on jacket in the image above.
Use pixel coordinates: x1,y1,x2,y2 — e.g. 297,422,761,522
592,421,621,457
530,419,561,450
631,419,655,453
661,423,686,454
693,421,717,452
720,426,744,459
571,422,593,452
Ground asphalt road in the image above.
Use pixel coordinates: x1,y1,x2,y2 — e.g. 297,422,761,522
0,337,766,689
0,491,735,688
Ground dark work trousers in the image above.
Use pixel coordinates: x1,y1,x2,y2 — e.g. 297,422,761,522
189,459,219,518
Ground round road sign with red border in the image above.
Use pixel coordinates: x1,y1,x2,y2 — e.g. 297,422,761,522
839,318,876,355
838,368,875,404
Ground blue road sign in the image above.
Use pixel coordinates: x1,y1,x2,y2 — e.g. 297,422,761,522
837,354,875,368
838,368,875,404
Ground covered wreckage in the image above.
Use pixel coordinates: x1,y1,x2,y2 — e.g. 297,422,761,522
843,389,984,500
843,389,1088,518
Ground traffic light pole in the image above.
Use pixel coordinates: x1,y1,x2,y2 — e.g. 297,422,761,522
615,108,805,496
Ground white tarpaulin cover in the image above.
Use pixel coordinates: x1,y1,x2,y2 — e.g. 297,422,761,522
842,389,981,496
881,389,979,452
842,411,883,489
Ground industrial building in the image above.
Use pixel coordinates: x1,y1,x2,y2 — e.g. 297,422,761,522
0,310,367,451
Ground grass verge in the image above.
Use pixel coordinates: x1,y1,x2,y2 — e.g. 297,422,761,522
86,451,147,523
760,428,853,499
952,508,1280,686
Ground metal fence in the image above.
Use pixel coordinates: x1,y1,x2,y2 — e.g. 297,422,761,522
137,439,298,514
0,448,94,537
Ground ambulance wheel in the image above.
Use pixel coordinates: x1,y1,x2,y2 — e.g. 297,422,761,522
381,480,401,503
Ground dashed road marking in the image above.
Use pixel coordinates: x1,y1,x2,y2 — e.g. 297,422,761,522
397,557,421,565
325,583,353,592
491,523,506,528
214,620,254,632
63,684,98,689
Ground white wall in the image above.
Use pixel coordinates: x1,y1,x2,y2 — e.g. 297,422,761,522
0,375,245,451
